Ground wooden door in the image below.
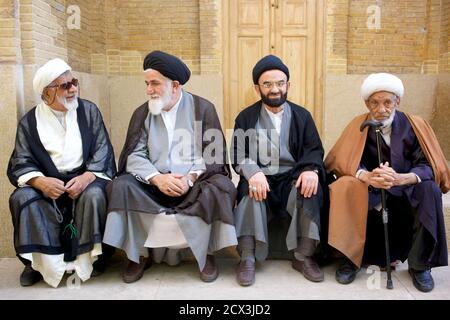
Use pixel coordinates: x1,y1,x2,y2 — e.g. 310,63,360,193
223,0,324,131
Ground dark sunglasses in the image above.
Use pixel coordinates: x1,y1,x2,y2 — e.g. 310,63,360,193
47,78,79,91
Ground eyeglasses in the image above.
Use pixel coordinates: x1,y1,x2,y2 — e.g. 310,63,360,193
47,78,79,91
259,80,287,89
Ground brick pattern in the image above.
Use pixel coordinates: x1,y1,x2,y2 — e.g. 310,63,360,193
326,0,349,75
100,0,201,75
199,0,222,74
440,0,450,73
0,0,18,63
326,0,450,74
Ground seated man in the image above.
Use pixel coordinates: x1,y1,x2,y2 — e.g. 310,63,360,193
7,58,117,288
103,50,237,283
230,55,327,286
325,73,449,292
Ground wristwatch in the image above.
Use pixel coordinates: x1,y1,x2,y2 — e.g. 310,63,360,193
187,176,194,188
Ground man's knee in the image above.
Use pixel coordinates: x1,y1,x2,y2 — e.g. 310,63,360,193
109,174,139,191
80,184,106,203
9,187,41,207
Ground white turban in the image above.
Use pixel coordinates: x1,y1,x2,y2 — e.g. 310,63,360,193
33,58,72,96
360,73,404,101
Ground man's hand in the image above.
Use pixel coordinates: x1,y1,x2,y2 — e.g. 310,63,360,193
295,170,318,198
66,172,96,199
248,171,270,202
150,173,188,197
28,176,66,200
359,162,418,189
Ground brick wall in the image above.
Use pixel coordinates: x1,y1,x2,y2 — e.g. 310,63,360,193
326,0,349,75
0,0,18,63
199,0,222,74
99,0,201,75
326,0,450,75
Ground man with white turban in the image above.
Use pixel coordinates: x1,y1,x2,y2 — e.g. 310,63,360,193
7,58,116,287
325,72,449,292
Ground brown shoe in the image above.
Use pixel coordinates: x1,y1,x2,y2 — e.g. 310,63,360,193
200,255,218,282
292,257,324,282
122,256,152,283
236,259,255,286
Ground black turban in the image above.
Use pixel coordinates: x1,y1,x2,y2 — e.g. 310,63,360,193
143,50,191,85
252,55,290,84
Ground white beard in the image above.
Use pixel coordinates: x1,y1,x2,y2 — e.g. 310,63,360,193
57,95,79,112
380,109,396,127
147,84,172,115
64,97,78,111
148,98,165,115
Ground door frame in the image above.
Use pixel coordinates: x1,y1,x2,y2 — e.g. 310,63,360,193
222,0,325,134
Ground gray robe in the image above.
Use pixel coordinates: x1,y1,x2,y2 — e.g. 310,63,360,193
103,91,237,270
233,103,321,261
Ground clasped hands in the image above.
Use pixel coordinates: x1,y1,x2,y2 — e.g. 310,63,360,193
248,170,319,202
150,173,192,197
29,172,96,200
358,162,418,189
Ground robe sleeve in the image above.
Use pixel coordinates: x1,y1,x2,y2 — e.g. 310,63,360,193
84,105,117,179
231,117,262,181
296,110,325,173
408,137,434,182
126,124,160,181
7,121,45,188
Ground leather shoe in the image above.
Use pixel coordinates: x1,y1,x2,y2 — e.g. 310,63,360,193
409,268,434,292
236,259,255,286
91,256,108,277
200,255,218,282
292,257,324,282
20,265,42,287
335,259,360,284
122,256,152,283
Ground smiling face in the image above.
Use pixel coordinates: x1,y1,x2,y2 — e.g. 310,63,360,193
254,69,290,109
42,71,79,112
144,69,181,114
365,91,400,122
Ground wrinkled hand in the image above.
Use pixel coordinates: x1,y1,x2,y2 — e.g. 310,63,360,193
295,170,319,198
66,172,96,199
28,176,66,200
363,162,418,188
151,173,188,197
248,171,270,202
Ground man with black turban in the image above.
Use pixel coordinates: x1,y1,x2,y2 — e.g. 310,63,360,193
230,55,327,286
103,50,238,283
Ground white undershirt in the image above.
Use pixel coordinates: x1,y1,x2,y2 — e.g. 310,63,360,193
264,105,284,136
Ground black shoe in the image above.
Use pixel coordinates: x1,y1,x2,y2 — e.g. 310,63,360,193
91,256,108,277
409,268,434,292
335,259,360,284
20,265,42,287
